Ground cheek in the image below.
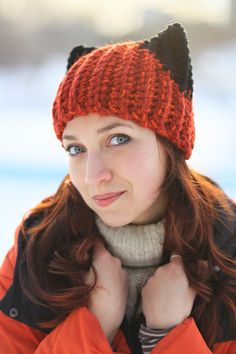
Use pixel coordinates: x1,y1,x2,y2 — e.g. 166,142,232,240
131,148,166,195
68,161,84,191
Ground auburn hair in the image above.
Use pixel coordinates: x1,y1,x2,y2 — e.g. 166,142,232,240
19,136,236,348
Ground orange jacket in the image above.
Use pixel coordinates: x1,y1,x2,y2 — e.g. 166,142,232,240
0,224,236,354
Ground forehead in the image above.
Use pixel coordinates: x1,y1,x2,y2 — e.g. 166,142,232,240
62,113,143,136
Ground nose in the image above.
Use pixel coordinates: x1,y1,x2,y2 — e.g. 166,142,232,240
84,152,113,185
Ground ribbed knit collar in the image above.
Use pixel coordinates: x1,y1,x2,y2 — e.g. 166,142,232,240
95,216,165,268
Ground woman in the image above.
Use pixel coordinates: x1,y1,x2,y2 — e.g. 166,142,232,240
0,23,235,354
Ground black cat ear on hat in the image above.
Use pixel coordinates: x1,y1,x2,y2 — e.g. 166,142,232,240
66,45,97,72
140,23,193,97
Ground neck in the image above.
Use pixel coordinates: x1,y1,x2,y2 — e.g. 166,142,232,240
130,193,168,226
95,215,165,267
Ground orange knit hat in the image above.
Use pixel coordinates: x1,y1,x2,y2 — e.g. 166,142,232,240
53,23,194,159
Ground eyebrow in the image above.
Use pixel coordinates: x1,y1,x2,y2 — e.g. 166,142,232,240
62,122,133,141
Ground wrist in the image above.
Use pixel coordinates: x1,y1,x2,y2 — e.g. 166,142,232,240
146,322,172,330
145,315,188,330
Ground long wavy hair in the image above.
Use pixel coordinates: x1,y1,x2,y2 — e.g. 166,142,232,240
19,135,236,347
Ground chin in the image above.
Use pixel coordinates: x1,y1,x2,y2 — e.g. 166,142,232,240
97,214,134,228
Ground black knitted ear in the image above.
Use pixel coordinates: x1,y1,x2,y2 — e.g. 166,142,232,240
66,45,97,72
140,23,193,97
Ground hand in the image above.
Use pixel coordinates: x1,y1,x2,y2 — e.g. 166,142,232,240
141,255,196,329
84,242,128,343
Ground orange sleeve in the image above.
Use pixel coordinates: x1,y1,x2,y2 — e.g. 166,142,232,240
213,341,236,354
0,306,131,354
150,317,236,354
150,318,211,354
34,307,131,354
0,225,131,354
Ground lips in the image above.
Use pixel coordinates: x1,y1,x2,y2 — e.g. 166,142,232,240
93,191,125,207
93,191,125,200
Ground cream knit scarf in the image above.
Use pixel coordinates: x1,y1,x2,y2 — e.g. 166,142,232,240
95,215,165,324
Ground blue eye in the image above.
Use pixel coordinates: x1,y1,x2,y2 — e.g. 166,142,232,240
66,145,84,157
109,134,130,146
64,134,130,158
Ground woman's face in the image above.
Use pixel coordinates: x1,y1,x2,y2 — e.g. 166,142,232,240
62,113,168,227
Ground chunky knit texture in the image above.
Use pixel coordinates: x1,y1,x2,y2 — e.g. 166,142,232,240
95,215,165,324
53,23,194,159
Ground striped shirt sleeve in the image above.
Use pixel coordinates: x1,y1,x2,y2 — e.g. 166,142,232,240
138,324,173,354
